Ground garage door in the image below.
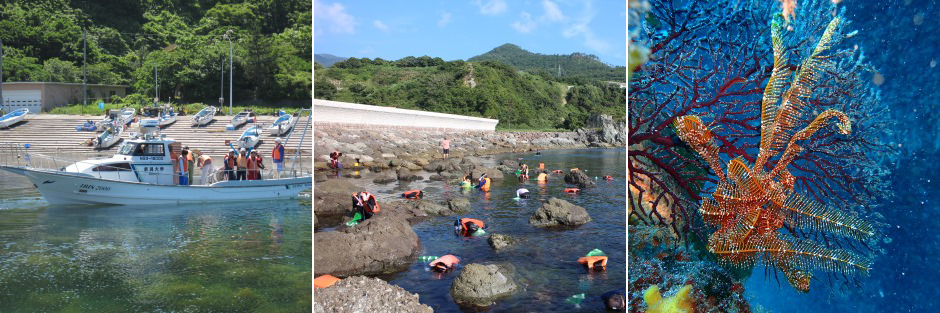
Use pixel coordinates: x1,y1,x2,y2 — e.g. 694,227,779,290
2,90,42,114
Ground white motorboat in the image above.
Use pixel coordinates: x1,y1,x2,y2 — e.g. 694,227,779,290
227,111,255,130
93,123,123,149
0,108,28,129
237,125,262,149
95,108,135,130
191,106,217,126
0,119,311,205
267,111,297,136
158,108,177,127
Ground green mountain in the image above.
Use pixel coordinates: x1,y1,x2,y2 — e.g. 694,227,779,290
468,44,625,83
314,56,624,130
314,54,348,67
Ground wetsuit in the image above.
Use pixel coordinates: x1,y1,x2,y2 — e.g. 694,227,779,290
353,192,378,220
600,289,626,311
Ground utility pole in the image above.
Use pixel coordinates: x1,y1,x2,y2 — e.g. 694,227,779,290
154,65,158,107
225,30,233,115
220,59,224,107
1,39,4,113
82,29,87,115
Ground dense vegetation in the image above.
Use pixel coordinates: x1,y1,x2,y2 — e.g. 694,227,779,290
468,44,625,83
0,0,311,108
314,56,625,130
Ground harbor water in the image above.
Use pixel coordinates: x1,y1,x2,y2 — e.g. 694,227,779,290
0,170,312,312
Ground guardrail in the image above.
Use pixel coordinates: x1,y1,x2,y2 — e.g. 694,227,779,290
314,99,499,131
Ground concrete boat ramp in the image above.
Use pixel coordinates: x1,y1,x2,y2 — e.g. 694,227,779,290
0,114,312,158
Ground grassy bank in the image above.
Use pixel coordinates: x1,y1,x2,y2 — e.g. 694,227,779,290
48,102,308,116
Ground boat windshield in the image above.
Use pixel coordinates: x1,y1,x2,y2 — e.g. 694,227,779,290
117,142,136,155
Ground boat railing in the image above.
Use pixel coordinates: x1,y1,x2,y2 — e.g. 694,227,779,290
1,142,310,185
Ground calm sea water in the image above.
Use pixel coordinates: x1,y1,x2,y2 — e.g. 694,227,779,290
326,148,626,312
0,170,312,312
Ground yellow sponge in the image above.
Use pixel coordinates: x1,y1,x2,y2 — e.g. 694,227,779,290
644,284,693,313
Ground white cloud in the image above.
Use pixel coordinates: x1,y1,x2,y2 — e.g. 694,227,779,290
373,20,390,32
541,0,564,22
561,1,610,54
438,12,452,28
511,12,537,33
314,0,356,34
474,0,508,16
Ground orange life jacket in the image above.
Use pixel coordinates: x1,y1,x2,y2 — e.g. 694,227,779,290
482,178,491,191
272,144,283,160
460,218,485,230
577,256,608,270
177,156,188,172
237,154,249,168
355,192,380,213
430,254,460,270
537,173,547,182
225,155,236,168
564,188,580,194
402,190,423,199
314,275,341,289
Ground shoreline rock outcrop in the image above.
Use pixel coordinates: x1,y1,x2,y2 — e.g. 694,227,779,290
314,214,421,277
314,276,433,313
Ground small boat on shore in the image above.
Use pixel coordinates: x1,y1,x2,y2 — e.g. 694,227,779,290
0,118,311,205
95,108,135,130
0,108,29,129
158,107,178,127
238,125,262,149
93,123,123,149
227,110,255,130
191,106,217,126
267,111,297,136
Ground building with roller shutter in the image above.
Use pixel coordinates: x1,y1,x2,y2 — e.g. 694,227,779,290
0,82,128,114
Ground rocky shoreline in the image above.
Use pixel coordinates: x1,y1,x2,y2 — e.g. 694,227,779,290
313,114,625,172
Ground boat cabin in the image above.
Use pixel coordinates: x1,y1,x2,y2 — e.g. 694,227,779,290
65,119,184,185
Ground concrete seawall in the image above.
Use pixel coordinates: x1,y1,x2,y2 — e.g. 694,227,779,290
314,99,499,131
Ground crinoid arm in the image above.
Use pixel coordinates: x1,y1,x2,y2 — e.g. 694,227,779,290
756,13,792,173
770,191,875,240
758,16,843,172
770,109,851,177
672,115,726,183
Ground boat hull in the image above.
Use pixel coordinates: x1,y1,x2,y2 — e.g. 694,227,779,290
0,115,25,128
0,166,312,205
267,120,296,136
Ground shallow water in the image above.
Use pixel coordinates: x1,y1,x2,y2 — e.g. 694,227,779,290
328,148,626,312
0,170,312,312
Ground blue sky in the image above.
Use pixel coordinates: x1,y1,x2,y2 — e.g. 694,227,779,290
313,0,627,66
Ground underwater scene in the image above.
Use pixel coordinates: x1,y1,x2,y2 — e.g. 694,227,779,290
629,0,938,312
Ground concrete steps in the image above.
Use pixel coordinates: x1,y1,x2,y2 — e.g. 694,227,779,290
0,114,312,159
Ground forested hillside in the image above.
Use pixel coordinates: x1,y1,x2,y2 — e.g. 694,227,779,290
0,0,311,105
468,44,625,83
314,54,346,67
314,56,624,130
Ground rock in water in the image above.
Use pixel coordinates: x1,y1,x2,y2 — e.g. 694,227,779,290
488,234,517,251
396,168,413,181
373,174,397,184
447,198,471,214
529,198,592,227
314,214,421,276
314,276,433,313
450,263,521,307
564,169,596,188
470,167,505,181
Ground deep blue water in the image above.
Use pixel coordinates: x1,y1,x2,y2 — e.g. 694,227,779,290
330,148,626,312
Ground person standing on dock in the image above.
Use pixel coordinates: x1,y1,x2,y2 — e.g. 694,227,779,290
441,137,451,159
272,138,285,179
237,148,249,180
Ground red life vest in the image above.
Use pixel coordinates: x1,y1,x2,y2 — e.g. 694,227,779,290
402,190,423,199
355,192,380,213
